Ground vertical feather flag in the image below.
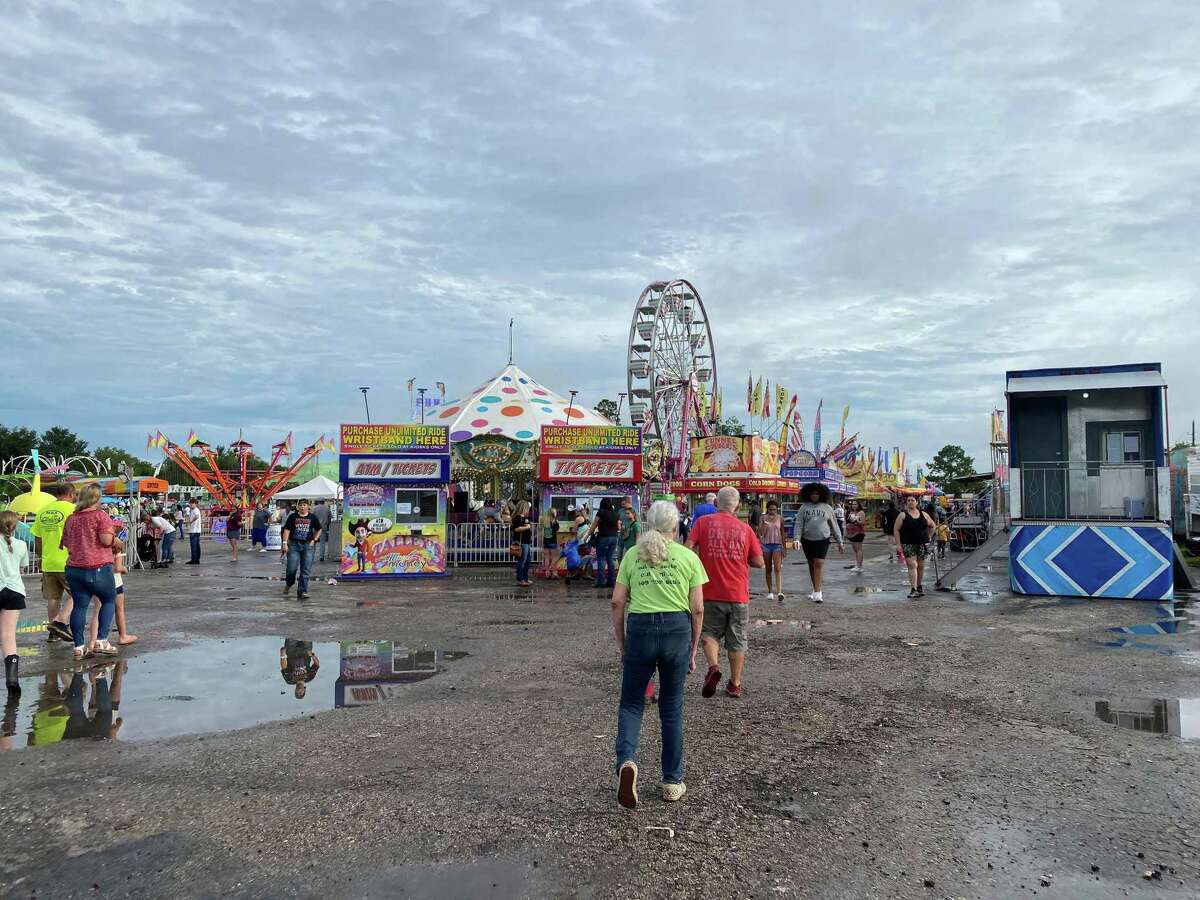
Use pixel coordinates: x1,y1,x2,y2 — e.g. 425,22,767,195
710,388,720,420
696,382,708,419
436,381,446,398
762,380,771,420
752,377,764,417
812,400,823,459
840,405,850,440
746,374,753,413
775,385,787,420
793,412,805,451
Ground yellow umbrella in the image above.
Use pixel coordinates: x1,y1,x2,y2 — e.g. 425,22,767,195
8,471,53,515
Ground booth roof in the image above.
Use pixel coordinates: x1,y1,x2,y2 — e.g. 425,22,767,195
274,475,341,500
435,363,614,442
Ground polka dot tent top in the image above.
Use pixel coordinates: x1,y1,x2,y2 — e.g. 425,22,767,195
439,363,615,443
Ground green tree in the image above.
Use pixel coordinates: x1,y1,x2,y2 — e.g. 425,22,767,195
927,444,983,490
594,399,620,423
712,416,745,436
0,425,40,462
93,446,155,477
38,426,88,459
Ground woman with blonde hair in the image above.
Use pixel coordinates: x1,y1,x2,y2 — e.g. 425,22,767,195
511,499,533,586
610,500,708,809
0,510,30,693
61,483,120,659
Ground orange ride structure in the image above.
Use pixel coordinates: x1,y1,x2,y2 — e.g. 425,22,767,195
148,431,333,511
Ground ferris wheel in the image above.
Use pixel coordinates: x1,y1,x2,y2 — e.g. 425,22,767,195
626,279,717,479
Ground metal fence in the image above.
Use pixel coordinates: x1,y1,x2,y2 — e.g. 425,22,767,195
1020,461,1158,521
446,522,542,567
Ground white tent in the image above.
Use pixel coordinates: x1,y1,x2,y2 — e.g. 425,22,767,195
274,475,341,500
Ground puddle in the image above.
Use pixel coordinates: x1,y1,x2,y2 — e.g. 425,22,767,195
1095,698,1200,741
852,586,895,594
0,637,467,752
1097,638,1200,663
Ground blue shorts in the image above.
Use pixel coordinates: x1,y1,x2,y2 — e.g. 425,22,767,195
762,543,784,554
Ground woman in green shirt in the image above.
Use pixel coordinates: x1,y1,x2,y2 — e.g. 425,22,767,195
611,500,707,810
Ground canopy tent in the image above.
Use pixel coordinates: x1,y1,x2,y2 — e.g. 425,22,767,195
435,363,614,443
274,475,341,500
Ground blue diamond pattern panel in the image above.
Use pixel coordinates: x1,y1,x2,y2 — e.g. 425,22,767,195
1010,523,1172,601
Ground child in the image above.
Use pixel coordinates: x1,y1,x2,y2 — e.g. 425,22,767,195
88,529,138,651
0,510,30,694
936,521,950,560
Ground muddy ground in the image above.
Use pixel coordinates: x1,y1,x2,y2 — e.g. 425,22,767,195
0,538,1196,899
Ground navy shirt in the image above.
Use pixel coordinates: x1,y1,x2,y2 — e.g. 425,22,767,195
283,513,321,544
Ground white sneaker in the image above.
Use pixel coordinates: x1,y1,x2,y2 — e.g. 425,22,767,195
767,592,775,601
258,548,266,553
813,591,824,603
807,592,816,601
618,761,638,809
662,782,687,802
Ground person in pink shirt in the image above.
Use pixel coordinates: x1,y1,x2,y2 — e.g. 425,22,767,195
61,484,120,659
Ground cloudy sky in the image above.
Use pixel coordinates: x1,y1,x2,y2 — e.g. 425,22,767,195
2,0,1197,469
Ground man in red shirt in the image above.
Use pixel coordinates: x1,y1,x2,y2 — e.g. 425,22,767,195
687,486,764,698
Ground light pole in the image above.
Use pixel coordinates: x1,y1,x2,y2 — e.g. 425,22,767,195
359,387,371,423
616,392,626,423
566,390,579,421
417,388,428,424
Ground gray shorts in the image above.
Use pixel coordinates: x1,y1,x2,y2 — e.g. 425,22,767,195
702,601,749,653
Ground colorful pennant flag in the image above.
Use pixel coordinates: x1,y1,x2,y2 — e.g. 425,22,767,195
791,412,805,452
186,430,199,446
146,433,156,450
406,377,416,392
436,381,446,398
746,374,753,413
776,385,787,421
812,400,823,459
751,377,764,417
762,380,771,420
840,405,850,440
697,382,708,419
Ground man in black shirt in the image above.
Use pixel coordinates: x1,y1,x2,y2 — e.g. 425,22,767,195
282,500,322,599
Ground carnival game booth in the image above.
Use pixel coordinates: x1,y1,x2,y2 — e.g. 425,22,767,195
338,424,451,578
539,423,643,528
1007,363,1174,601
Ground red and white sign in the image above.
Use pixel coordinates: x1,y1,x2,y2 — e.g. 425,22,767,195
540,454,642,483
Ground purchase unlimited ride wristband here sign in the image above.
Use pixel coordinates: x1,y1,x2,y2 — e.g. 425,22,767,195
340,424,449,454
539,425,642,455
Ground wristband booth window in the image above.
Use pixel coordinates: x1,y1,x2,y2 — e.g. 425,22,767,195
338,424,451,579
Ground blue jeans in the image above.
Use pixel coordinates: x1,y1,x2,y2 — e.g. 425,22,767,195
286,541,314,594
189,532,201,563
595,536,618,586
615,611,691,784
318,529,329,562
515,543,531,582
65,565,117,649
160,531,176,562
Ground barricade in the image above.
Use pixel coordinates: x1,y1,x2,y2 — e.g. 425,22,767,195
447,522,541,568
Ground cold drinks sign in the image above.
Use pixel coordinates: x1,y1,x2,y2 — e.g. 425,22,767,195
539,425,642,483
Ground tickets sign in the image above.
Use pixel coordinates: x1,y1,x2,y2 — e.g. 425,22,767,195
340,455,451,483
539,454,642,483
340,424,449,454
540,425,642,455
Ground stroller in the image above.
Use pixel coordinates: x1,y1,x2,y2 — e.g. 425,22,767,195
137,533,161,569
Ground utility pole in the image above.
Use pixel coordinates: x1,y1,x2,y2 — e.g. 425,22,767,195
359,387,371,424
616,392,626,424
418,388,428,424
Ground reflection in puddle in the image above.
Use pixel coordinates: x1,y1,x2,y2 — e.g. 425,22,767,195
1095,698,1199,741
1098,639,1200,663
852,586,894,594
1,637,466,752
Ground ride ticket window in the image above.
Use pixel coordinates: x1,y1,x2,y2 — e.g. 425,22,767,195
394,489,440,525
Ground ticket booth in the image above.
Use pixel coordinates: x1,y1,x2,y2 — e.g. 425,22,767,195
538,425,643,534
1007,363,1173,600
338,424,451,578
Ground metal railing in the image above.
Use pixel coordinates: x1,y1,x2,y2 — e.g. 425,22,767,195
446,522,543,567
1019,461,1158,521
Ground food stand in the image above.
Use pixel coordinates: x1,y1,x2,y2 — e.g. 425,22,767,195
672,435,797,520
338,424,451,578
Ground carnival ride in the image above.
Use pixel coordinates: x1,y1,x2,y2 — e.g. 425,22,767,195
626,279,718,482
150,431,333,511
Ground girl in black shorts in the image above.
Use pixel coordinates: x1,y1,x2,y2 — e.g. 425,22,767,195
844,499,867,572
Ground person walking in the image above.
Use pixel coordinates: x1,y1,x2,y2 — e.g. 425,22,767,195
251,503,270,553
588,498,621,590
686,486,764,699
794,483,844,603
844,499,867,572
757,500,787,601
611,500,707,809
692,492,718,523
61,484,119,660
893,495,937,598
511,500,533,587
30,482,76,644
0,511,30,694
225,506,244,562
312,499,333,563
281,500,322,600
184,498,203,565
880,500,899,562
539,506,559,578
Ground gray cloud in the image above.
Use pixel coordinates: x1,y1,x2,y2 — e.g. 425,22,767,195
1,0,1198,470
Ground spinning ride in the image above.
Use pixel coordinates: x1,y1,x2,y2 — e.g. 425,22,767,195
626,279,718,482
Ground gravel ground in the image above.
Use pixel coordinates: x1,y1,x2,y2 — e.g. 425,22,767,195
1,537,1197,899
